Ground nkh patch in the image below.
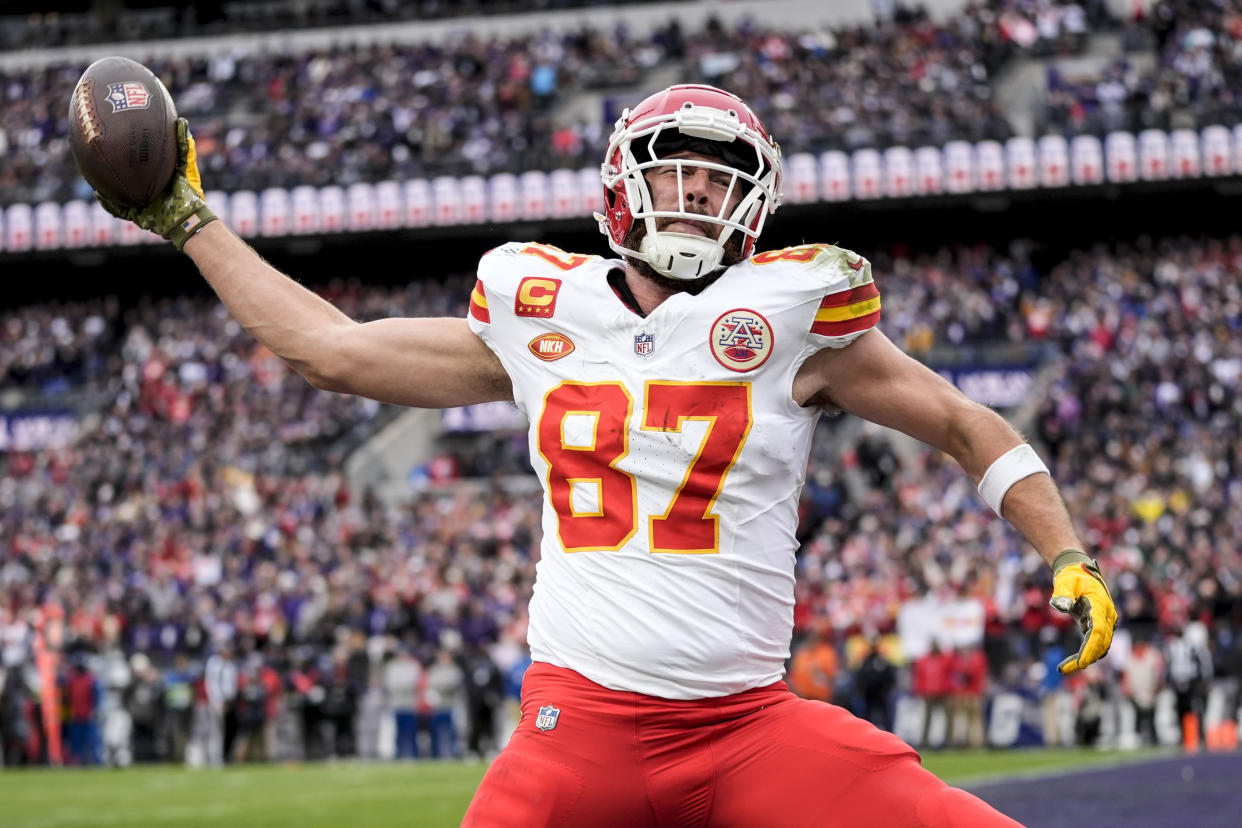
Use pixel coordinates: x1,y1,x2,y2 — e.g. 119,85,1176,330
105,82,151,112
528,332,575,362
634,332,654,357
535,705,560,732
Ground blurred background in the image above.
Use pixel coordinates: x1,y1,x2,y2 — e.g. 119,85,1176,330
0,0,1239,815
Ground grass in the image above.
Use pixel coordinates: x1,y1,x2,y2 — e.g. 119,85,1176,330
0,749,1161,827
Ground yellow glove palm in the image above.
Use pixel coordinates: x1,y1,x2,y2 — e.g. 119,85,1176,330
1049,551,1117,674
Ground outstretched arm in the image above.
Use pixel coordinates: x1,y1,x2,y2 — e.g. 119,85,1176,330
95,119,511,409
183,222,512,408
796,328,1076,557
796,328,1116,672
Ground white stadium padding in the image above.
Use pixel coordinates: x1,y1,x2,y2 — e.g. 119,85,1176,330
7,128,1235,252
1070,135,1104,185
820,150,851,201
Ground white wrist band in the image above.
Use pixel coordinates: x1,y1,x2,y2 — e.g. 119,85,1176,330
978,444,1049,517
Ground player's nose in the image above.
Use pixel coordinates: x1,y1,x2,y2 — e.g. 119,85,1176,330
683,168,711,205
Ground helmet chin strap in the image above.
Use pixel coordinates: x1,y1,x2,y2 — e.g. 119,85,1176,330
638,231,725,280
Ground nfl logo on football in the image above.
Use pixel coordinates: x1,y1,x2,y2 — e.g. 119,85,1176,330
634,332,654,357
535,704,560,732
105,81,151,112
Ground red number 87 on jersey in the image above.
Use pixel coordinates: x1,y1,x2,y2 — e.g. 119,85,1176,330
536,380,753,555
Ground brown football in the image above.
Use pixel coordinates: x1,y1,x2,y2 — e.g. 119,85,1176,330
68,56,178,208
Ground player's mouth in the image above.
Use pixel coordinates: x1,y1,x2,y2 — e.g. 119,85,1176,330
662,219,714,238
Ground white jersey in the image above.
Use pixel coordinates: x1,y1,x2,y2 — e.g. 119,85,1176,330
467,241,881,698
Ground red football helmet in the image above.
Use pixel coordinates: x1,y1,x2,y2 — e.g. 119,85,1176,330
599,84,783,280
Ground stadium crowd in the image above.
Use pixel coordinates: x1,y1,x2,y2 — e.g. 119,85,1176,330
1041,0,1242,136
0,0,679,51
2,232,1241,767
10,2,1239,207
1,19,689,206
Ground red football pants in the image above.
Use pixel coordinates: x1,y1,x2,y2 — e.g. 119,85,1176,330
462,663,1021,827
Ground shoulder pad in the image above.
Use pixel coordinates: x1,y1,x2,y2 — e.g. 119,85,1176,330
482,242,599,276
478,241,600,291
474,242,600,325
750,243,880,347
749,244,870,286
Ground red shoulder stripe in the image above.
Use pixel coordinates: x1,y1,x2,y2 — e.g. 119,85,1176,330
818,282,879,309
469,279,490,323
810,308,881,337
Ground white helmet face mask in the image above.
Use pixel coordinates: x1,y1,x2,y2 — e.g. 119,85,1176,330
601,101,783,281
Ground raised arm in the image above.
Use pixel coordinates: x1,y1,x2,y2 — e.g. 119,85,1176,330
795,328,1075,556
183,222,511,408
94,119,511,409
796,328,1116,673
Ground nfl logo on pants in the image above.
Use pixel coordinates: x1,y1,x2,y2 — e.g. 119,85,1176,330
535,705,560,732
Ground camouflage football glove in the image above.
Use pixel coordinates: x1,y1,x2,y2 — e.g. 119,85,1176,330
1049,550,1117,674
95,118,217,251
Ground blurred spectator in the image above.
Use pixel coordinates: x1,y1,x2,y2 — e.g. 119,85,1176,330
0,664,37,766
203,643,239,766
291,655,327,760
63,657,100,765
232,652,279,762
949,644,987,748
853,639,897,732
1167,621,1213,750
1075,669,1108,746
320,647,359,758
98,645,134,766
1123,636,1164,747
1038,628,1073,747
787,626,840,704
913,642,952,748
462,643,504,759
162,653,196,763
383,644,422,759
124,653,165,763
426,648,465,759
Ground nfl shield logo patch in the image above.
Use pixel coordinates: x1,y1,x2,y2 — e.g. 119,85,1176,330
634,332,654,357
105,81,152,112
535,705,560,732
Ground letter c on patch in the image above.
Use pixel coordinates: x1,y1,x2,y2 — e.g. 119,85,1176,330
516,277,563,317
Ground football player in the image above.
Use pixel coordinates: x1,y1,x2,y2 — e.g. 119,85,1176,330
97,84,1115,826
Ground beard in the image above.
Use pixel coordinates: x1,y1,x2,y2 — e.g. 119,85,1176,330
622,216,746,295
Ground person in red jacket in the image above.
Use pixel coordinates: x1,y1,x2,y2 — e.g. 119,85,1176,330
950,644,988,748
64,658,99,765
913,642,953,749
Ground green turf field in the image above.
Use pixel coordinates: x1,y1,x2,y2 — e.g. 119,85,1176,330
0,749,1160,827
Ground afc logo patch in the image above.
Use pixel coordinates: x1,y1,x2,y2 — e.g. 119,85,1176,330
535,705,561,732
515,277,563,318
710,309,773,373
105,81,151,112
